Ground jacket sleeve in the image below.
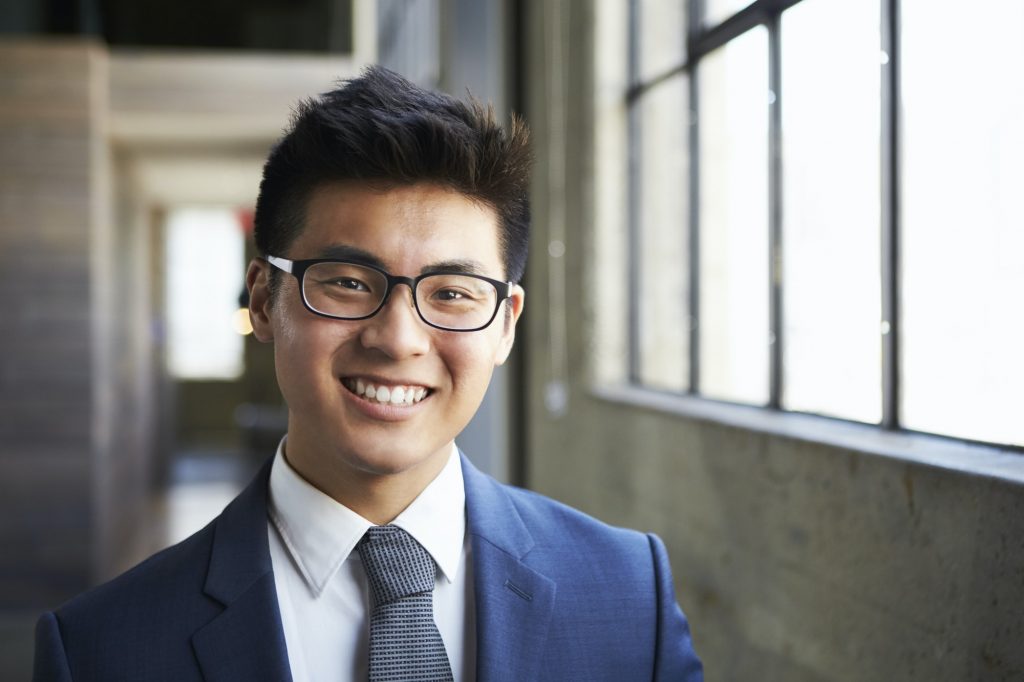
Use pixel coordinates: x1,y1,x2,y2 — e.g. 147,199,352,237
647,533,704,682
33,612,73,682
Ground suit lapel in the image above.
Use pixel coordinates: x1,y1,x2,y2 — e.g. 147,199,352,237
461,454,556,681
191,458,293,682
189,452,556,681
192,572,292,682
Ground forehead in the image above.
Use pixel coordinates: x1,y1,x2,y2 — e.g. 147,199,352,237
294,182,503,274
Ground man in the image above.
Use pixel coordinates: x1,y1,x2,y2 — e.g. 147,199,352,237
34,66,702,681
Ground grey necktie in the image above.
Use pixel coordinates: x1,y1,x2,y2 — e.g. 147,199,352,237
359,525,454,681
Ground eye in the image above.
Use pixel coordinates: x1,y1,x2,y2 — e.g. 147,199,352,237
434,288,468,301
429,285,489,304
419,274,495,311
329,277,370,291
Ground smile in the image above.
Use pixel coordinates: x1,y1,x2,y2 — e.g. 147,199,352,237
341,378,431,406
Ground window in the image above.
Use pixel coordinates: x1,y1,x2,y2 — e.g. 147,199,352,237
780,0,881,423
165,207,247,380
622,0,1024,449
899,1,1024,446
632,0,690,390
697,26,770,405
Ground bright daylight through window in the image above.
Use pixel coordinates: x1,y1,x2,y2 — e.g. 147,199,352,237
166,207,247,380
618,0,1024,449
899,1,1024,446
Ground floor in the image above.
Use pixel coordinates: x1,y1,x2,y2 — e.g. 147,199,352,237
3,450,260,680
119,450,259,571
164,452,255,544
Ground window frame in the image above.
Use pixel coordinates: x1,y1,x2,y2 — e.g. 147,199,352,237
617,0,1024,457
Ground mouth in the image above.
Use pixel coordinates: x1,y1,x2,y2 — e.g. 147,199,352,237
341,377,432,407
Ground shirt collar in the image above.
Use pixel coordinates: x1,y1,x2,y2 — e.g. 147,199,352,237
391,445,466,586
268,439,466,597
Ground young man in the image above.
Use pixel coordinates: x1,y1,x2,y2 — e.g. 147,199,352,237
33,67,702,681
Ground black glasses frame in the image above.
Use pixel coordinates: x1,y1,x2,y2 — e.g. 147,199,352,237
266,255,513,332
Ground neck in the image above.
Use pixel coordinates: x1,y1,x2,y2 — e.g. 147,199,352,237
282,438,452,525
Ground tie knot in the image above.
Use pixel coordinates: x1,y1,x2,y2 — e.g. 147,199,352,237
359,526,437,607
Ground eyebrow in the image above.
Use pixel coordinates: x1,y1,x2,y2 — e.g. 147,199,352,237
421,259,490,277
312,246,494,279
314,245,387,270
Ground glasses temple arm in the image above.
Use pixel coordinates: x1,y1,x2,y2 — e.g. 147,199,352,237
266,255,294,273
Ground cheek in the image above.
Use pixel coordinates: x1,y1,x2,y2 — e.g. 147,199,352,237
272,334,316,407
443,337,503,391
272,316,355,390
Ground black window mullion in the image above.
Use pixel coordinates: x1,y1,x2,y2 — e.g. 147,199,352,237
691,0,803,60
627,0,642,384
688,0,704,394
768,12,783,410
880,0,901,429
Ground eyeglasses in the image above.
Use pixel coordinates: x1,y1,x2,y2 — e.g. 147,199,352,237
266,255,513,332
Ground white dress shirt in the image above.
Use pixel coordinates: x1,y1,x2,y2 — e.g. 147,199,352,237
267,440,476,682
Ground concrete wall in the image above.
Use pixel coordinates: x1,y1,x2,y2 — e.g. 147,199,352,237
0,39,112,681
0,39,111,607
521,3,1024,680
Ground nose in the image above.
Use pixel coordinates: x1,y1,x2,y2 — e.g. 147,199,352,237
358,283,431,358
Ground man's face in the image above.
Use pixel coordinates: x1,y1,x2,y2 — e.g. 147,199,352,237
248,182,523,490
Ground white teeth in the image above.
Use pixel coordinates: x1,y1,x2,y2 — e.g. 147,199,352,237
345,379,429,406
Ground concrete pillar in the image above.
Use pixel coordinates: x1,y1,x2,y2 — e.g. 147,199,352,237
0,39,112,609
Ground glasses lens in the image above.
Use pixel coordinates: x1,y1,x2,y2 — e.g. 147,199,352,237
303,262,387,318
416,274,499,330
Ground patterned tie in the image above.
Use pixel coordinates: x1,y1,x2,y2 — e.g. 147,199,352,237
359,525,454,681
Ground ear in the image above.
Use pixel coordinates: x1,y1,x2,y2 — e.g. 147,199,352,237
494,285,525,366
246,258,275,343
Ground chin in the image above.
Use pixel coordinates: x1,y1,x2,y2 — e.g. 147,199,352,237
343,443,441,477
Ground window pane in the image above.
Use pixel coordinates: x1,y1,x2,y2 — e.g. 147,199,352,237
900,1,1024,447
780,0,882,423
166,207,246,380
637,74,689,390
704,0,755,28
636,0,686,82
593,0,631,385
698,27,769,404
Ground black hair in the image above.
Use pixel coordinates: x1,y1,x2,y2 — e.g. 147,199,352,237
253,65,531,285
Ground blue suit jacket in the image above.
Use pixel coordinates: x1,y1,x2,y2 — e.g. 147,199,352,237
34,454,702,681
